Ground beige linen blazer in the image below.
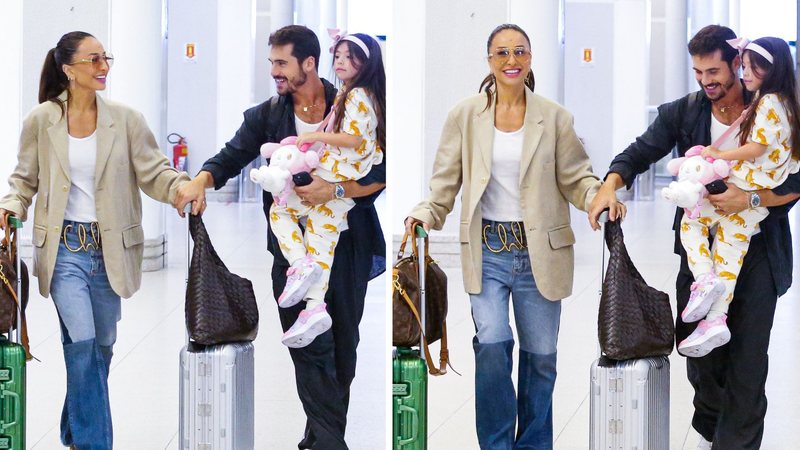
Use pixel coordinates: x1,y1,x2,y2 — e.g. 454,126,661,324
409,89,600,300
0,92,189,298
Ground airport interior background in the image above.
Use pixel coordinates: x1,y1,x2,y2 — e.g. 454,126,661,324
0,0,798,448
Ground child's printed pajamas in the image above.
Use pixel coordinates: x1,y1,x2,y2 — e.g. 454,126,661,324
271,87,383,302
682,93,797,314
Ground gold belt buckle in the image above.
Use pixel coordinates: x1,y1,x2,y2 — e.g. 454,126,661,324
482,221,527,253
62,222,102,253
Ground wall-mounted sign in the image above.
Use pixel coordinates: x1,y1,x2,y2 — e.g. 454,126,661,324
581,47,595,66
185,43,197,61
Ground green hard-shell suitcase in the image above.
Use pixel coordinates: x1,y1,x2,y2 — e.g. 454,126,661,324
393,225,429,450
393,347,427,449
0,217,26,450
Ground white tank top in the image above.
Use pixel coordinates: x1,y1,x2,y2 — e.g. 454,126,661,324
64,131,98,222
481,127,524,221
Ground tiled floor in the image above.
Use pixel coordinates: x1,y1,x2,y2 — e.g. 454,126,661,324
21,195,800,449
424,199,800,450
24,198,386,449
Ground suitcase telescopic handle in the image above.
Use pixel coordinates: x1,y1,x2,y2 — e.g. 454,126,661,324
0,389,20,430
396,404,419,446
9,217,22,344
597,209,609,359
415,225,427,350
184,204,192,347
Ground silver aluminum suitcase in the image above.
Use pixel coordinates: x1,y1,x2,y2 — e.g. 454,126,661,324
589,211,670,449
178,205,255,450
179,342,255,450
589,356,669,449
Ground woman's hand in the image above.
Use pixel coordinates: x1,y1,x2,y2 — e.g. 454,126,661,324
174,172,210,217
404,216,430,236
701,146,722,160
0,209,9,230
588,179,626,230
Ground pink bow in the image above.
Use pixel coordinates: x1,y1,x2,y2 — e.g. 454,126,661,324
328,28,346,54
726,37,750,57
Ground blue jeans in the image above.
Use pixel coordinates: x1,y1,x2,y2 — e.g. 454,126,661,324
470,220,561,450
50,221,120,450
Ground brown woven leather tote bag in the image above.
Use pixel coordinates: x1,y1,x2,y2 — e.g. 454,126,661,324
599,220,674,360
186,214,259,345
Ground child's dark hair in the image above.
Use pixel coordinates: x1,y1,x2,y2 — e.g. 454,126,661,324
478,24,535,112
269,25,321,69
738,37,800,159
331,34,386,153
688,25,739,65
39,31,94,117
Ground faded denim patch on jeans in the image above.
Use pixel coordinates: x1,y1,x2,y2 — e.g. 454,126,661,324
50,221,120,450
470,219,561,450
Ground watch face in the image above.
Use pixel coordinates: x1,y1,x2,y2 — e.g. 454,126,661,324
751,193,761,208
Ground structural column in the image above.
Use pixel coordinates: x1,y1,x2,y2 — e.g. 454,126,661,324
509,0,565,104
110,0,170,271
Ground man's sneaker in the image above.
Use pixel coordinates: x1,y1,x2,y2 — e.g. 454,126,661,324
281,303,332,348
696,436,713,450
278,256,322,308
682,273,725,323
678,315,731,358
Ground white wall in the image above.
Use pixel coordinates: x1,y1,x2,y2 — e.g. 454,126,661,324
0,1,23,187
564,0,649,182
217,1,256,152
21,0,111,118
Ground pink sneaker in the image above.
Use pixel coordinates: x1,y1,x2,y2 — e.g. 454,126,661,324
681,273,725,323
281,303,332,348
678,315,731,358
278,256,322,308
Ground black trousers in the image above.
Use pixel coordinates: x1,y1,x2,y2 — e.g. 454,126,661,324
676,234,777,450
272,234,367,450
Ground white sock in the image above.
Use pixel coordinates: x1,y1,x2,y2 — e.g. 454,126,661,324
305,299,323,309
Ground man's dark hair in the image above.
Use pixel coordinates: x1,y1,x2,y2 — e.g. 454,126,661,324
688,24,738,64
268,25,321,69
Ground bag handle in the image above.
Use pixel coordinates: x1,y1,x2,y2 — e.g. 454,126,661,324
710,107,751,149
393,269,449,376
0,221,33,361
0,273,33,361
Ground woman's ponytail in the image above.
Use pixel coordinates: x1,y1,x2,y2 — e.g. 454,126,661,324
38,31,93,117
38,48,68,109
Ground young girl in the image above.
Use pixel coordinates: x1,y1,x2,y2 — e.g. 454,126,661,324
677,36,800,357
269,33,385,348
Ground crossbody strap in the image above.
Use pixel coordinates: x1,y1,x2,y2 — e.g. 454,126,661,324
393,269,448,376
0,266,32,361
711,108,751,149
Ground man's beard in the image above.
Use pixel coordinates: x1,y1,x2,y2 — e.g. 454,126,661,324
699,75,736,102
285,71,308,93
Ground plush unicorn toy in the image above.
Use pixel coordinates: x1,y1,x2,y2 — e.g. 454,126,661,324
661,145,731,219
249,136,320,205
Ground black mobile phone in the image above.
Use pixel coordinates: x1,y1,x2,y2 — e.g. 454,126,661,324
292,171,313,187
705,179,728,195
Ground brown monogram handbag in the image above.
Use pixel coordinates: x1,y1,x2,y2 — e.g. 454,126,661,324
599,219,674,360
0,221,32,359
392,230,450,375
186,214,259,345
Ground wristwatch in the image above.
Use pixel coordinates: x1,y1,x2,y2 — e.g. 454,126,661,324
749,192,761,208
334,183,345,199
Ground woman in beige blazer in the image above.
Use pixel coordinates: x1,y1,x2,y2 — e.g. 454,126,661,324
0,31,190,450
407,24,623,449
